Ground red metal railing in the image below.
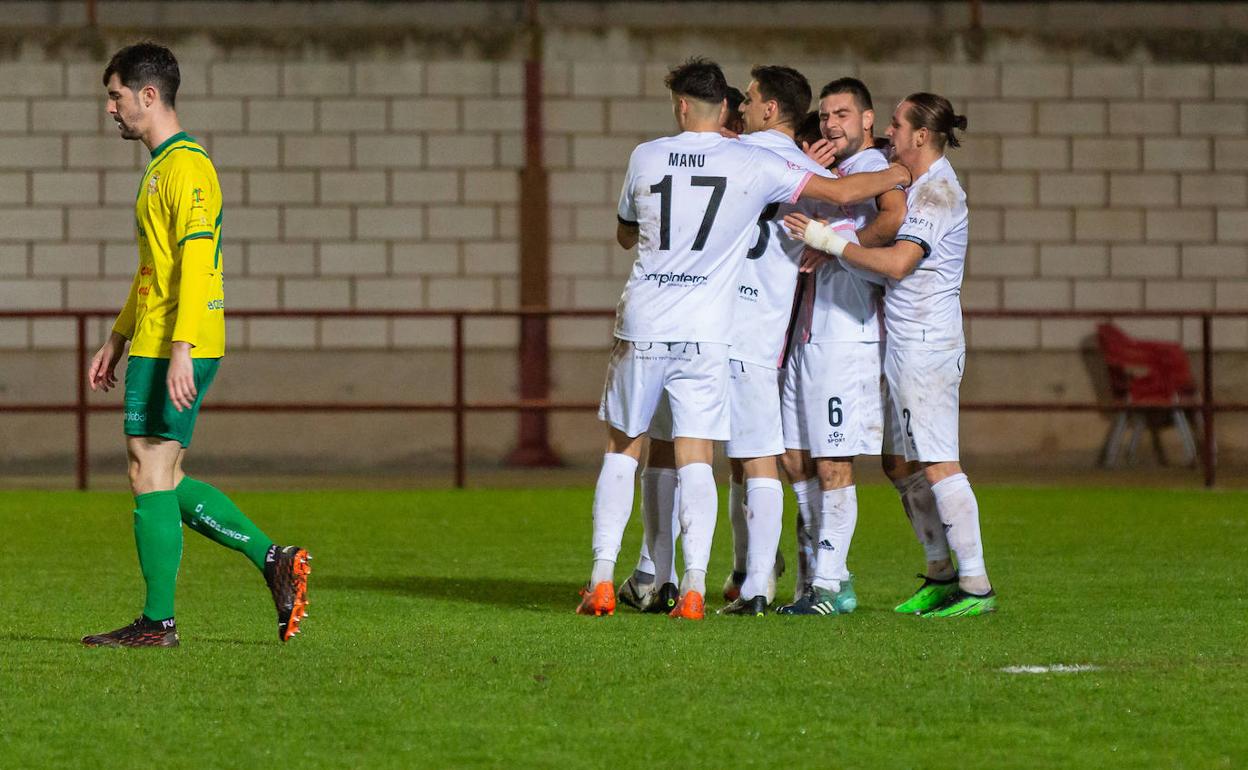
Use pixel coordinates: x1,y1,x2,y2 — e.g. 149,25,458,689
1,308,1245,489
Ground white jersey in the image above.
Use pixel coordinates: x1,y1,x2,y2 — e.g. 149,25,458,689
888,155,968,350
796,147,887,344
615,131,813,344
731,129,833,368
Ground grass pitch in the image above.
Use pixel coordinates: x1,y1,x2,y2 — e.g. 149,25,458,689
0,484,1245,769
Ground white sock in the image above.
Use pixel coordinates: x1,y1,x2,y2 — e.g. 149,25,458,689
589,452,639,585
930,473,987,579
896,470,951,563
648,467,680,585
728,480,748,573
591,558,615,585
791,477,820,592
813,485,858,591
682,568,707,596
636,468,667,577
677,462,717,596
741,477,784,600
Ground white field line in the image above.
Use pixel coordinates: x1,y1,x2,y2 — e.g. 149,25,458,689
999,664,1103,674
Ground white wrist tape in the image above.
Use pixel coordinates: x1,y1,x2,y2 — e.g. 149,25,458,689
801,220,850,258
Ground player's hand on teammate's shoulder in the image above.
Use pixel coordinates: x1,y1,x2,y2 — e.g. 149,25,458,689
889,162,912,187
718,127,739,139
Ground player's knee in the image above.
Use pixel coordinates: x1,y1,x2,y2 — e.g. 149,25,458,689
126,459,143,492
780,450,808,481
817,459,854,489
881,454,911,482
924,461,962,487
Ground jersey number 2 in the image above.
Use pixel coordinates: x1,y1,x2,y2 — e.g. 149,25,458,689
649,175,727,251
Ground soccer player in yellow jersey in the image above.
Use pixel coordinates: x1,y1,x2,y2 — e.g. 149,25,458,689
82,43,311,647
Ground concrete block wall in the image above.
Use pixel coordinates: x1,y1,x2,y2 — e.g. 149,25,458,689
1,53,1246,357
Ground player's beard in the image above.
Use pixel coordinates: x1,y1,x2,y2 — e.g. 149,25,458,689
113,114,141,141
827,132,858,166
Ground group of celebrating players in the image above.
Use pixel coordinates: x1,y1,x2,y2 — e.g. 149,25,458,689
577,58,997,621
76,41,993,648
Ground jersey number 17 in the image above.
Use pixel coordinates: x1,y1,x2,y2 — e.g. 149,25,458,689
649,175,726,251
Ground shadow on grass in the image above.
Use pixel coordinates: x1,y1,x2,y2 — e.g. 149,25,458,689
318,574,574,611
194,637,276,648
0,633,85,646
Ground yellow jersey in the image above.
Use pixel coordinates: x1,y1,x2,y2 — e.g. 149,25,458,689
113,131,225,359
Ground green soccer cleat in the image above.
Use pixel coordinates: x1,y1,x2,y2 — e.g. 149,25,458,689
921,589,998,618
832,575,857,614
894,574,960,615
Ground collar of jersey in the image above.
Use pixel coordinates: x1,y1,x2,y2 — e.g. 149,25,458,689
741,128,791,147
840,145,883,170
913,154,951,187
149,131,193,160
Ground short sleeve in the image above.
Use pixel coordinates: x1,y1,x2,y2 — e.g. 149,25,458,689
756,148,814,206
617,148,640,227
895,182,948,260
166,160,218,247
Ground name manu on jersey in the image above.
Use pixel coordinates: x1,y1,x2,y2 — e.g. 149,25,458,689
668,152,705,167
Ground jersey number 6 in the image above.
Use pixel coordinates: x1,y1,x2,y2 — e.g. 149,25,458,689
649,175,727,251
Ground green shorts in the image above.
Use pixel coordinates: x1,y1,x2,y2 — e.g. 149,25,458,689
123,356,221,448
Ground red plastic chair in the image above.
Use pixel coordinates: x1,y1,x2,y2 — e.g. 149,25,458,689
1095,323,1201,467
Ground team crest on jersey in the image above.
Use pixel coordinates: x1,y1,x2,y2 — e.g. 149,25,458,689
147,171,160,195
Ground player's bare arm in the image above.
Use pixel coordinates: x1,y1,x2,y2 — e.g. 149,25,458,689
617,220,639,250
784,211,924,280
798,164,909,206
857,187,906,247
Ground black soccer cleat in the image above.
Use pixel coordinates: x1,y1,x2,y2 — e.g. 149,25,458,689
82,616,179,648
717,595,769,616
641,582,680,614
617,573,655,611
264,544,311,642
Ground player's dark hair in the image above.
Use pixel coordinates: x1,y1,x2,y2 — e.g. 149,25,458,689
103,42,180,108
664,57,728,104
795,110,822,149
820,77,873,112
750,65,811,128
903,92,966,149
725,86,746,134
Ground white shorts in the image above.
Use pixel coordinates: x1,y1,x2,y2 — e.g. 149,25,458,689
598,339,730,441
780,350,805,451
796,341,884,458
883,346,965,463
650,358,783,458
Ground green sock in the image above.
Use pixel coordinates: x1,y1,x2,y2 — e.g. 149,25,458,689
133,490,183,621
175,477,274,571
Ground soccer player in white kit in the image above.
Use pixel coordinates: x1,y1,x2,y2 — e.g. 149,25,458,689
786,92,998,617
645,65,831,616
577,58,911,620
775,78,907,616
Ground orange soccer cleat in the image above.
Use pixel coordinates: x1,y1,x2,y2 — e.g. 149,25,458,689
576,581,616,616
669,590,705,620
264,545,312,642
